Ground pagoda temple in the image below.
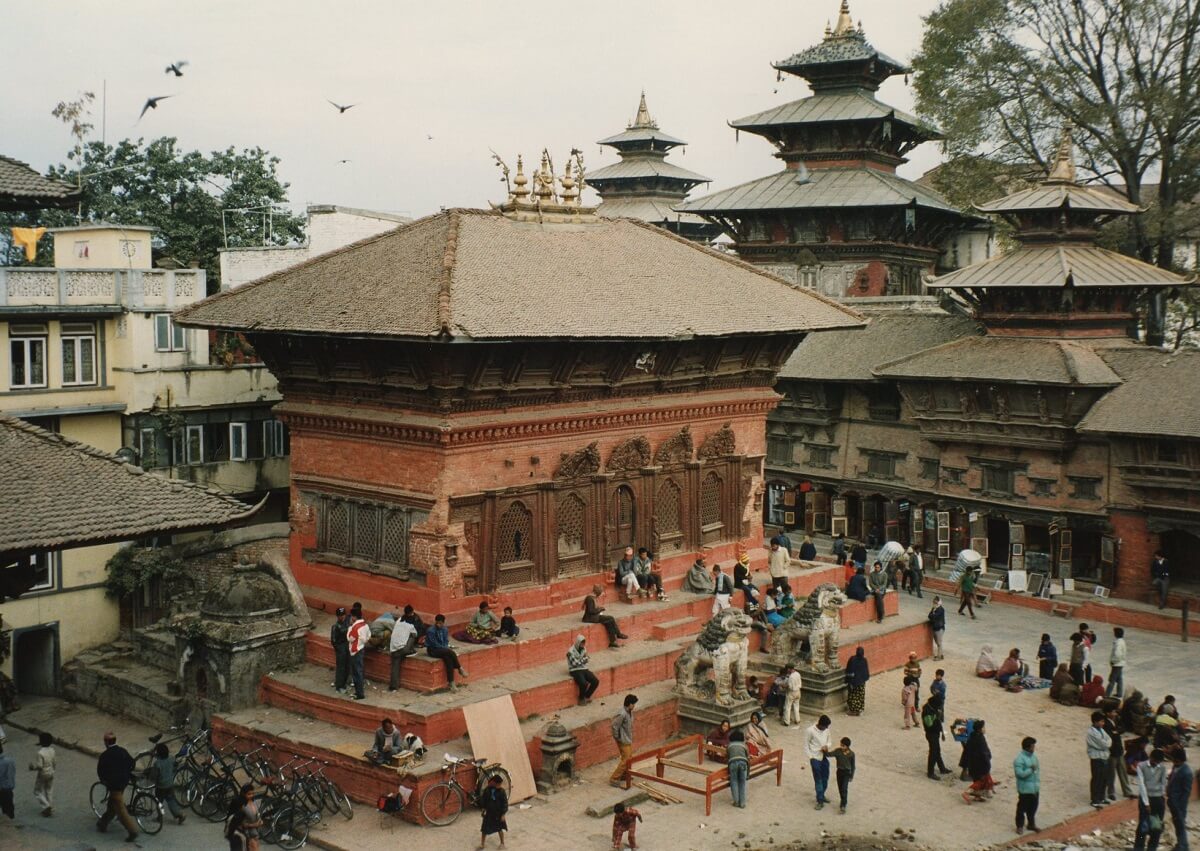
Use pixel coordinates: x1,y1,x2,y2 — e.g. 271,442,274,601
678,0,985,298
587,93,721,243
762,126,1197,603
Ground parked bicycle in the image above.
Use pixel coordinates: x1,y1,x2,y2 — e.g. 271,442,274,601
88,782,163,835
419,754,511,827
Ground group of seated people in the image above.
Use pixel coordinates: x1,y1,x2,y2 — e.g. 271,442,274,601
615,546,668,601
975,645,1031,688
703,712,774,762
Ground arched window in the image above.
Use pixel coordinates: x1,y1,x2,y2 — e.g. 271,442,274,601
610,485,636,550
497,501,533,565
557,492,587,557
700,472,723,527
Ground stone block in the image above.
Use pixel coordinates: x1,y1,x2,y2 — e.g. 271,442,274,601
585,788,650,818
797,666,847,714
676,694,760,735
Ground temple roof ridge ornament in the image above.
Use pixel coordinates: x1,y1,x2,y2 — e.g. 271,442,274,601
631,91,658,130
1044,123,1078,185
492,148,598,224
831,0,855,37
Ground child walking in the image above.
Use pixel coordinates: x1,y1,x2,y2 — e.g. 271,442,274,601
832,737,856,814
902,676,919,729
612,802,643,850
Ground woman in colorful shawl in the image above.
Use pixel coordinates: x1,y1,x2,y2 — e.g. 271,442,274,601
460,602,501,644
845,646,870,716
746,710,772,756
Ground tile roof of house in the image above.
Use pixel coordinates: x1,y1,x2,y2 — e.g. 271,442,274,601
929,244,1190,289
0,154,79,209
175,207,863,340
730,91,936,136
873,336,1123,386
0,416,257,554
676,167,962,214
1078,349,1200,438
779,308,981,382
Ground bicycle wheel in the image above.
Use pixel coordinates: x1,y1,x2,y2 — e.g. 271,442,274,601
420,782,464,826
477,766,512,801
273,805,311,850
89,782,108,819
132,749,155,789
130,791,163,835
323,777,353,820
196,778,235,822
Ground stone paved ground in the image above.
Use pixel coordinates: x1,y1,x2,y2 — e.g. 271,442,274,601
306,595,1198,850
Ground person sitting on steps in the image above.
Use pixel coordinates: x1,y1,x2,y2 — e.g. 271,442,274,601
633,547,666,600
616,546,640,600
582,584,627,648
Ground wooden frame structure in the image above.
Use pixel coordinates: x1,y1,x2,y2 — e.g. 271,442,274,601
621,734,783,816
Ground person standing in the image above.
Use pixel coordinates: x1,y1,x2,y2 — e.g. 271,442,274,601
767,540,790,591
1069,634,1086,686
930,669,947,709
388,615,419,692
901,677,919,729
1036,634,1058,681
958,569,977,619
844,647,869,716
804,715,833,809
1105,708,1133,800
907,547,924,598
609,694,638,788
478,773,508,850
726,729,750,808
95,732,138,841
1106,627,1127,699
346,603,371,700
1150,551,1170,610
330,606,350,694
611,802,642,850
782,665,803,727
1013,737,1041,834
928,597,946,660
832,737,856,814
0,744,14,820
922,695,950,779
29,731,55,817
962,719,994,803
582,585,627,648
711,563,734,615
426,614,468,690
1087,711,1112,809
1167,751,1192,851
567,636,600,706
1133,749,1168,851
148,742,187,825
867,561,887,623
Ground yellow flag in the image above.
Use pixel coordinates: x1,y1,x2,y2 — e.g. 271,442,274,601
11,227,47,262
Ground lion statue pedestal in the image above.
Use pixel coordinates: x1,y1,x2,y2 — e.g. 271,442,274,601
769,582,850,715
674,609,761,735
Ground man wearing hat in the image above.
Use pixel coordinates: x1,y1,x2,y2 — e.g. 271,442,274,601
906,547,924,598
330,606,351,694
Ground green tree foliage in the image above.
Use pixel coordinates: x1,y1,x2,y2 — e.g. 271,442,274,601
104,545,186,599
912,0,1200,270
3,96,304,289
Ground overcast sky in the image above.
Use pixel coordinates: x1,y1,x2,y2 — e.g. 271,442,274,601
5,0,946,225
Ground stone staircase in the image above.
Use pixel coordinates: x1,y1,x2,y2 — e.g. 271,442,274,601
62,627,188,731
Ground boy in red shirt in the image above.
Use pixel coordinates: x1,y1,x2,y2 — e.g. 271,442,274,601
612,802,642,850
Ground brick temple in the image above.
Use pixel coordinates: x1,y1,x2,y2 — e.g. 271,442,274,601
177,151,860,623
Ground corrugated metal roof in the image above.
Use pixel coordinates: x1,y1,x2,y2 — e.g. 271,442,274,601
1078,349,1200,438
929,244,1189,289
874,336,1123,386
595,197,712,226
731,91,938,136
977,183,1140,214
774,35,908,75
596,127,686,147
586,157,711,184
677,167,962,214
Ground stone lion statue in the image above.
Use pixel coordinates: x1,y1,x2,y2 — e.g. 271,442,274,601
770,583,847,673
674,608,753,706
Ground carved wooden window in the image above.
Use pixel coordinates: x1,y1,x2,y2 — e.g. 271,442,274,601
497,501,533,565
655,479,682,536
700,472,722,527
557,492,586,557
315,493,426,576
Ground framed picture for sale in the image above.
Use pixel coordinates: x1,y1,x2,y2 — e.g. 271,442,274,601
937,543,950,559
937,525,950,543
831,498,847,517
831,517,848,536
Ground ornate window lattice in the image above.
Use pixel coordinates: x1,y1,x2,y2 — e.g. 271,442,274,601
317,494,426,574
655,479,682,535
497,501,533,565
700,472,723,527
557,492,586,556
615,487,634,526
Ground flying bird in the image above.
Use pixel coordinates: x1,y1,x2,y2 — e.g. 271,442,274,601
337,159,352,164
327,100,356,114
426,134,434,140
138,96,172,121
165,60,189,77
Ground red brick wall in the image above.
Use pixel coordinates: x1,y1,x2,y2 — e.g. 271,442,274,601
1111,510,1157,602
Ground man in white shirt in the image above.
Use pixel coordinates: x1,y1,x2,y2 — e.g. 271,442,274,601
388,616,419,692
804,715,833,809
782,667,804,727
1105,627,1127,699
347,603,371,701
768,540,790,591
712,564,734,616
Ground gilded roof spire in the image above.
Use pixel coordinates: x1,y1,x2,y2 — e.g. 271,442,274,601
832,0,855,36
512,154,529,200
631,91,658,130
1045,123,1077,185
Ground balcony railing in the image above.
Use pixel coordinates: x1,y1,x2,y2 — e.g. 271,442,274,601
0,268,205,310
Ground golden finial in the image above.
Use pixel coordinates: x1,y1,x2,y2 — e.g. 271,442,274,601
832,0,855,36
1045,122,1077,184
534,150,555,201
824,19,832,37
632,90,656,129
513,154,529,200
560,158,578,208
